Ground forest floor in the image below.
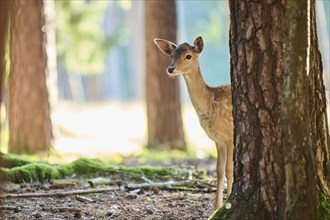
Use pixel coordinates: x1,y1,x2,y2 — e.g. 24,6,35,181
1,156,223,220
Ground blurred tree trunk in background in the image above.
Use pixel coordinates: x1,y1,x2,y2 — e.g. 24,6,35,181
145,0,186,151
0,2,10,197
283,0,316,218
0,0,10,139
8,0,52,154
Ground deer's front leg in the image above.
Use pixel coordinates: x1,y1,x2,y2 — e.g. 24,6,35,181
215,143,227,209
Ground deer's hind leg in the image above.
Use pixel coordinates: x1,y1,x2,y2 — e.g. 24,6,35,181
225,141,234,197
214,142,227,209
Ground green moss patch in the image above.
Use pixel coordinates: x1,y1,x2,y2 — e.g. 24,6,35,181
0,155,194,184
1,163,61,182
318,191,330,220
0,154,31,168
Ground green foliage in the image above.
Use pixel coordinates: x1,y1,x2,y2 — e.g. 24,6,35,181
183,1,227,47
56,1,125,75
318,191,330,220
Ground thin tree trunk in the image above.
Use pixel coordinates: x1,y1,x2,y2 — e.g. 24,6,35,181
9,0,52,154
145,0,186,151
283,0,317,219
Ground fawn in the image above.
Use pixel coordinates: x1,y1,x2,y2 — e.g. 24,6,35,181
154,36,234,209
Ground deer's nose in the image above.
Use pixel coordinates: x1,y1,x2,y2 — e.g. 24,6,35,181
167,66,176,73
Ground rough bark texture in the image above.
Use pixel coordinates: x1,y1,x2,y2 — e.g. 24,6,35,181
9,0,52,154
309,0,330,196
211,1,286,219
145,0,186,151
309,0,330,218
282,0,317,219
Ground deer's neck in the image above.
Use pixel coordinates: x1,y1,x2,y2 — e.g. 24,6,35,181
183,64,212,115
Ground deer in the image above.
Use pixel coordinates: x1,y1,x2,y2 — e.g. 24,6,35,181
154,36,234,209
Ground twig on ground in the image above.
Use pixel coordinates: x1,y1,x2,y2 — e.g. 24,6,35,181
116,202,130,214
141,176,154,183
126,180,194,190
0,187,122,199
75,195,94,203
1,179,198,200
0,205,22,211
114,188,124,201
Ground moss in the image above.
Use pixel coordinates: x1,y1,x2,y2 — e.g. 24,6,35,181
208,199,257,220
0,156,195,184
209,200,233,220
1,163,61,182
119,166,187,180
58,158,113,176
0,154,31,168
118,166,190,182
138,149,195,164
318,191,330,220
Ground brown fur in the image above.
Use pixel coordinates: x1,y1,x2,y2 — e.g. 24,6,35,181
154,36,234,209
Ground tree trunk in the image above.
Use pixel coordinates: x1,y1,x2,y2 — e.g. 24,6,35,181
211,1,286,219
0,1,10,211
282,0,317,219
0,0,10,132
9,0,52,154
309,0,330,218
309,0,330,195
145,0,186,151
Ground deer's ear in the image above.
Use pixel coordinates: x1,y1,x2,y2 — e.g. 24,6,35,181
154,38,177,56
193,36,204,54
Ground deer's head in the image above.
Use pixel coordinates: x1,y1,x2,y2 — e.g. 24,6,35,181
154,36,204,77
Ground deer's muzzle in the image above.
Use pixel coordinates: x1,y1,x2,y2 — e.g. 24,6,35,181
167,66,176,74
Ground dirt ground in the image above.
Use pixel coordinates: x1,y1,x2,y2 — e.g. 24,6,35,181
1,157,222,220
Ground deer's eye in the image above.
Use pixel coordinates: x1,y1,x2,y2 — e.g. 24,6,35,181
185,54,192,60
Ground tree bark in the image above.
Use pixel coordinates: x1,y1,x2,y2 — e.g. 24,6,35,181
309,0,330,218
210,1,330,219
283,0,317,219
145,0,186,151
211,1,286,219
309,0,330,196
9,0,52,154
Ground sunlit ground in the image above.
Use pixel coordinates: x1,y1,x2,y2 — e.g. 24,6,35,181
50,101,214,162
4,101,329,163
